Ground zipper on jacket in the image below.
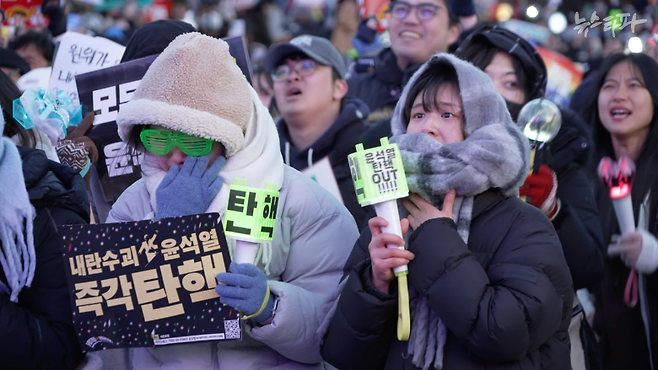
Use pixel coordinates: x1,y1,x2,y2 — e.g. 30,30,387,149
639,194,655,370
213,342,219,369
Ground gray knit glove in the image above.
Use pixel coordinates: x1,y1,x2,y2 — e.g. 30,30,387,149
216,262,275,324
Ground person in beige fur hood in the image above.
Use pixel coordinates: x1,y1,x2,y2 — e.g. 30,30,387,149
103,32,359,369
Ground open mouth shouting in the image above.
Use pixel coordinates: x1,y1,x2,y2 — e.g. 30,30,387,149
610,107,631,120
286,87,302,97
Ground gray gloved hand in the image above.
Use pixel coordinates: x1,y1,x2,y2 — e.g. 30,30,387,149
155,153,226,219
216,262,275,324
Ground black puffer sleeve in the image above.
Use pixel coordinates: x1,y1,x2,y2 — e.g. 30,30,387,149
322,226,399,370
0,207,86,370
553,162,605,289
406,205,572,362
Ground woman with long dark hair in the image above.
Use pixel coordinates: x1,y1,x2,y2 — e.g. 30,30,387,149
581,52,658,370
456,25,605,369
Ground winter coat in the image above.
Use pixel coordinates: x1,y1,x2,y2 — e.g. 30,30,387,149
592,186,658,370
277,96,369,227
360,105,606,288
105,165,359,369
0,147,89,370
546,107,604,290
322,189,574,370
347,48,421,124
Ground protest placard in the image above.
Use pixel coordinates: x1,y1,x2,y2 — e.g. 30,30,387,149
224,35,254,84
75,35,253,202
76,54,155,202
60,213,240,351
49,32,125,104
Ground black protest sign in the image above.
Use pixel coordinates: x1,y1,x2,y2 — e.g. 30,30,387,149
76,54,156,202
60,213,241,351
224,35,253,85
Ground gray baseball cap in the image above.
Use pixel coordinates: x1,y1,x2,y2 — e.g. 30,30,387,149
265,35,347,79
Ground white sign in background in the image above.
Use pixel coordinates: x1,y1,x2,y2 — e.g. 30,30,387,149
302,156,344,205
49,32,125,104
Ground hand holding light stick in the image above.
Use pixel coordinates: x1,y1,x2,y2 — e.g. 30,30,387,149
349,137,411,341
224,179,280,265
518,98,562,171
597,156,638,308
517,98,562,202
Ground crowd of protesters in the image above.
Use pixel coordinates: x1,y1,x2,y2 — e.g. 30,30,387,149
1,0,658,369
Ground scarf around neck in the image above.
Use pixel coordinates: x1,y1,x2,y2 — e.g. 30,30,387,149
141,88,285,274
389,53,530,369
0,119,36,302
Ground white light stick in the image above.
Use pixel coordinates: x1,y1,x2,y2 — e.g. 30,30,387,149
234,240,259,265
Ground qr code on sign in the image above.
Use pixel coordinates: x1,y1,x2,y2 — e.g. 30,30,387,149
223,319,241,339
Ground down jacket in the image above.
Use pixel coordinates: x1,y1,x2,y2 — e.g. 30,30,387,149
0,147,89,370
321,189,574,370
104,165,358,369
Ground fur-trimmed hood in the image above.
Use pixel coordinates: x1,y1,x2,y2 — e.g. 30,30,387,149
391,53,517,138
390,53,530,199
117,32,253,157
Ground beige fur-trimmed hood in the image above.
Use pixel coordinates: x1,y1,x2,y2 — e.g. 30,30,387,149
117,32,253,157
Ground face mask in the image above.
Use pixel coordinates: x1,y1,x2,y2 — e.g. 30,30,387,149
506,100,524,122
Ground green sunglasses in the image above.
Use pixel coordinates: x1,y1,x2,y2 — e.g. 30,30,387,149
140,128,214,156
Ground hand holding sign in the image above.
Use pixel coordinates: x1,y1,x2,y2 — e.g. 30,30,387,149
216,262,275,324
349,137,411,341
598,156,638,308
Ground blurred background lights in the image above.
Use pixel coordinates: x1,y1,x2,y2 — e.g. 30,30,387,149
628,37,644,53
548,12,567,34
496,3,514,22
526,5,539,19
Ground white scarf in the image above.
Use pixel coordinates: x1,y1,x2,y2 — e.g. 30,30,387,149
141,88,285,271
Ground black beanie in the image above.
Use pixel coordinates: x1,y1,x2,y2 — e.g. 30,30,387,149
120,20,196,63
456,23,547,101
0,48,30,75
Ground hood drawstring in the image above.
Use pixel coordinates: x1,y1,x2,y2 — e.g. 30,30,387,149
307,148,314,168
284,141,315,169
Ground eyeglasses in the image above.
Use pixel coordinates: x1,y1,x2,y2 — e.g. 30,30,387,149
271,59,317,82
140,128,214,156
389,1,441,21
